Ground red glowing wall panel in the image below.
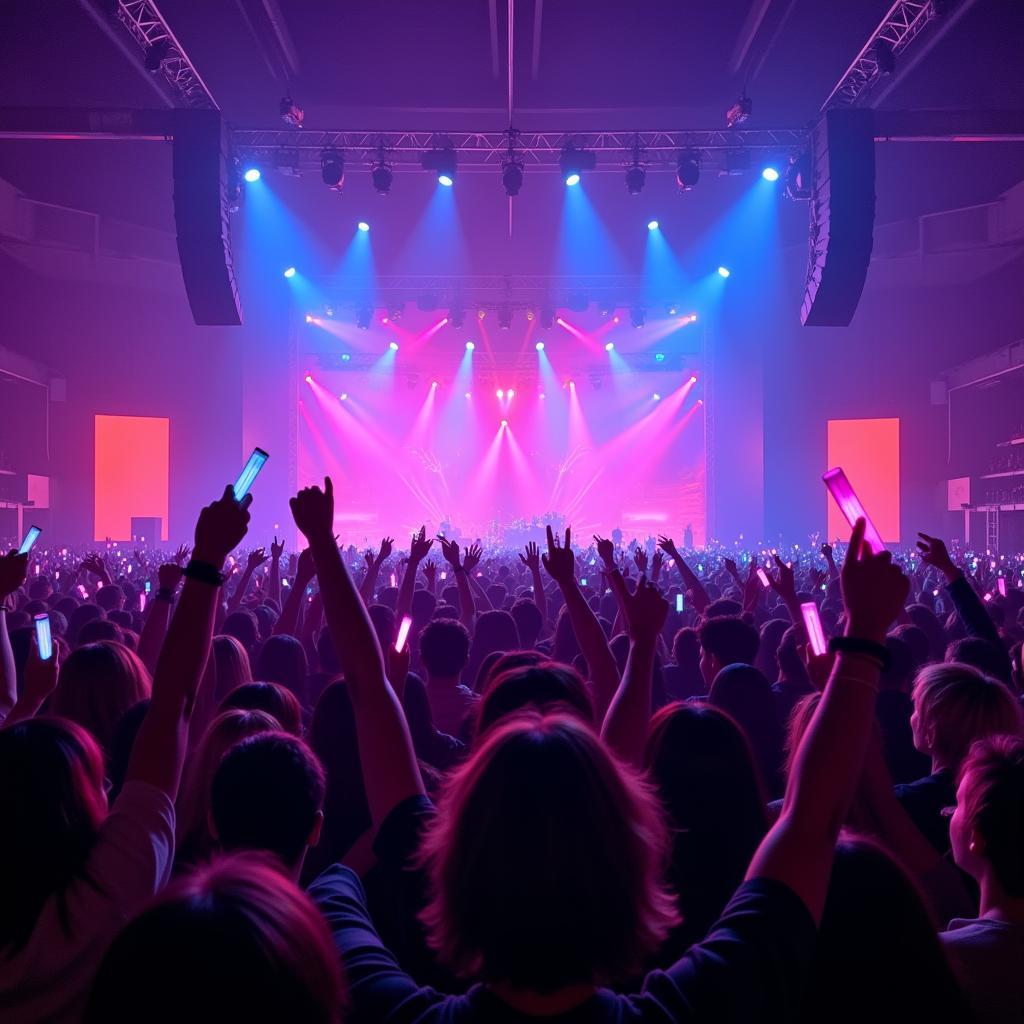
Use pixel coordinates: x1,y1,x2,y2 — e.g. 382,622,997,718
826,417,900,543
94,415,169,541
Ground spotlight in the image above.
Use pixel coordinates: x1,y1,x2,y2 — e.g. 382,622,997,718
612,315,621,324
653,392,661,401
422,147,457,186
450,306,465,329
283,266,296,278
507,389,515,398
497,389,504,398
605,341,615,351
497,305,513,330
304,313,314,324
689,374,698,383
630,306,646,329
502,160,524,197
243,167,261,183
465,340,475,351
341,353,351,361
321,149,344,190
625,163,646,196
357,221,370,232
717,266,731,278
389,341,399,351
525,309,535,321
655,352,665,362
539,392,546,399
676,152,700,191
785,151,811,201
501,419,508,426
647,219,659,231
539,307,554,329
725,94,752,128
535,341,545,351
371,160,393,195
280,96,304,127
304,374,313,384
465,391,472,398
568,379,575,388
340,392,348,401
559,144,596,186
431,380,439,389
477,308,487,320
761,166,780,182
387,304,404,322
324,305,335,319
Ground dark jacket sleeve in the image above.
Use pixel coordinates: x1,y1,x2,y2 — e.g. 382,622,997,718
945,574,1012,681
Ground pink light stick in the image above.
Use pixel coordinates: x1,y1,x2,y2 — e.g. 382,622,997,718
822,467,885,554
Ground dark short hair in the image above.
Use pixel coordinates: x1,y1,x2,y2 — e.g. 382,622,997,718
419,619,471,677
510,599,543,644
959,735,1024,897
220,681,303,735
476,663,592,735
945,637,1011,685
211,732,324,867
698,616,759,666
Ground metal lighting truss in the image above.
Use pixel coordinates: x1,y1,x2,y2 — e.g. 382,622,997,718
230,127,810,175
115,0,219,109
821,0,935,110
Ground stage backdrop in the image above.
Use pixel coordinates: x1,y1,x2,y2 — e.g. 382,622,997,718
297,369,706,547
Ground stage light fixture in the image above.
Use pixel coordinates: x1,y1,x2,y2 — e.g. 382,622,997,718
535,341,545,351
431,380,439,389
497,305,513,330
559,144,596,186
387,304,404,322
243,167,261,183
598,303,612,317
357,304,374,328
613,315,621,324
340,392,348,401
497,389,504,398
321,149,345,190
539,392,546,399
653,392,661,401
654,352,665,362
501,419,508,426
625,163,646,196
507,388,515,398
717,266,731,278
283,266,296,278
667,304,678,316
785,151,811,201
477,308,487,320
280,96,304,127
761,166,780,182
304,374,313,384
525,309,535,321
502,159,524,197
371,159,393,195
304,313,314,324
422,147,457,186
605,342,615,351
357,221,370,232
341,353,351,361
144,38,170,72
389,341,399,351
449,306,465,329
630,306,646,329
676,152,700,191
465,340,475,351
725,94,751,128
647,219,659,231
690,374,698,383
539,308,555,329
465,391,472,398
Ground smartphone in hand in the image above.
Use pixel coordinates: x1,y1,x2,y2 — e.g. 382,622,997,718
18,525,41,555
34,613,53,660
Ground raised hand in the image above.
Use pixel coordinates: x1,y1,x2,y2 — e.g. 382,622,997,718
364,550,376,569
409,525,433,562
437,536,463,569
657,535,680,561
378,537,394,562
173,544,191,567
157,562,184,592
844,519,910,643
290,477,335,542
79,553,109,582
193,485,251,566
520,541,541,573
915,532,957,579
245,547,268,571
821,542,835,562
593,535,616,569
633,548,649,573
271,536,285,561
724,557,739,578
651,549,664,578
0,551,28,599
541,525,575,586
422,560,436,587
621,575,669,643
296,547,316,585
769,554,798,607
463,543,483,573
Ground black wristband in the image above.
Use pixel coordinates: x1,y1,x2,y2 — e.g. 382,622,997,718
453,564,466,575
828,635,891,670
183,559,224,587
155,588,175,603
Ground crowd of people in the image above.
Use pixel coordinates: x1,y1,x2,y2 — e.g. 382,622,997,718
1,484,1023,1022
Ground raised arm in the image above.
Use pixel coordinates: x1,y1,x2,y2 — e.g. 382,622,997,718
226,547,267,613
462,544,493,610
543,526,620,720
395,527,432,627
601,576,668,766
821,542,840,582
274,547,315,636
746,519,909,923
439,537,476,631
359,537,393,604
136,562,182,674
519,542,547,625
268,535,285,605
125,486,249,799
291,478,423,827
767,555,803,624
658,536,710,614
0,551,28,721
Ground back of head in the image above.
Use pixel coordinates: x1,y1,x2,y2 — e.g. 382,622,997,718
469,609,520,666
410,587,437,625
709,663,783,792
699,615,759,667
755,619,789,678
476,663,593,736
880,634,914,693
255,634,309,707
672,626,700,670
220,681,303,736
0,717,106,953
85,854,345,1024
891,623,930,671
52,641,152,750
212,634,253,702
509,599,543,648
67,603,104,647
907,604,947,662
912,662,1024,770
704,598,743,619
419,618,471,679
222,609,260,653
94,584,124,613
476,650,545,697
552,605,581,664
486,583,507,610
211,732,325,869
77,619,121,646
954,735,1024,897
776,625,811,687
419,711,677,990
368,603,396,651
945,636,1011,685
800,836,970,1023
